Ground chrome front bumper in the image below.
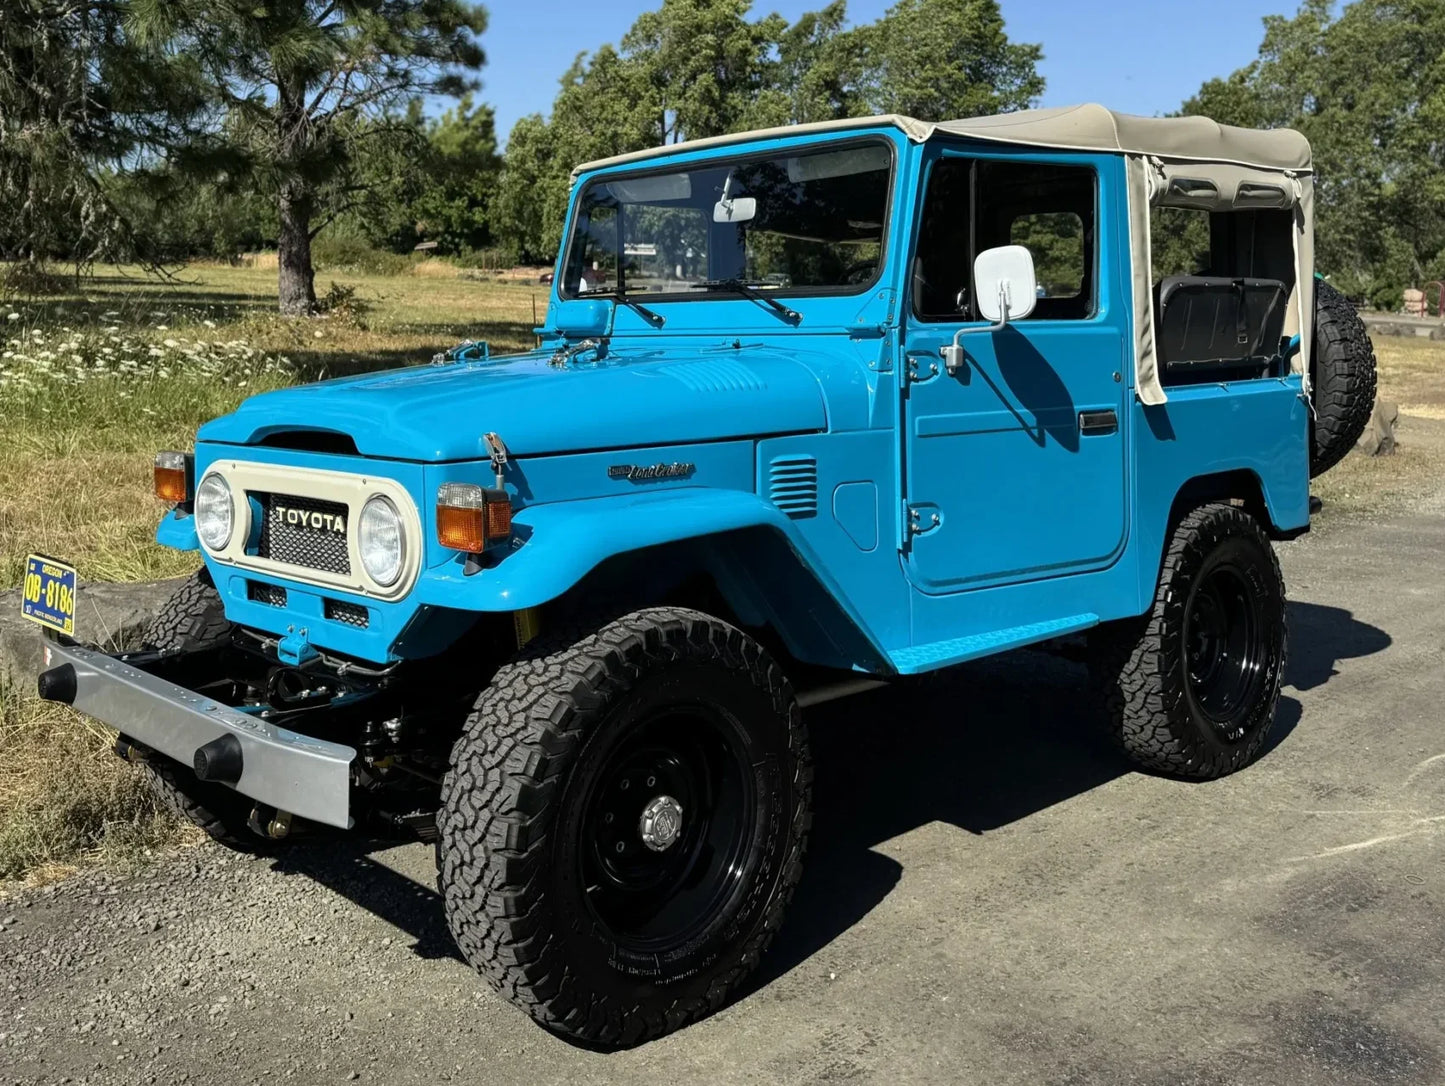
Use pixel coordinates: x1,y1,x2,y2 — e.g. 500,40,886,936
39,638,356,829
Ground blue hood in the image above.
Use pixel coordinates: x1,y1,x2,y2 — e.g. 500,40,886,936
199,345,828,461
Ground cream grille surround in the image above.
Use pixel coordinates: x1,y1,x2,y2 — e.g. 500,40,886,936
199,461,424,601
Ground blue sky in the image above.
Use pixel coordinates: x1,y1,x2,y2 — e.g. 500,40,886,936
480,0,1290,145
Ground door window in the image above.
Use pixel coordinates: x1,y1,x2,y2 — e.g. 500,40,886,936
913,157,1098,322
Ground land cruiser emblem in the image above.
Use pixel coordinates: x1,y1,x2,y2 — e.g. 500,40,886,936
274,505,346,534
608,462,695,482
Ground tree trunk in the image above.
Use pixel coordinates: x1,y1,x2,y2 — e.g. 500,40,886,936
277,187,316,316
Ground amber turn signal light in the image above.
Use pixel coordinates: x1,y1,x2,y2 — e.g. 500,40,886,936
437,483,511,554
154,451,193,504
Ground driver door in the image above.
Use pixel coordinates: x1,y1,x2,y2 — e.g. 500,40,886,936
902,150,1129,594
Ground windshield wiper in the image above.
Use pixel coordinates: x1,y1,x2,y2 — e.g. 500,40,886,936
691,279,801,324
574,287,665,327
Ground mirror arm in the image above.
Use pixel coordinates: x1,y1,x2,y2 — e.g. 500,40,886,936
940,292,1011,376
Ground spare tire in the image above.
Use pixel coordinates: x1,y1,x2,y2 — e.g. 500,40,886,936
1310,279,1378,478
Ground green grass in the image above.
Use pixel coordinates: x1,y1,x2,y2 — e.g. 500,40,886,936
0,262,541,589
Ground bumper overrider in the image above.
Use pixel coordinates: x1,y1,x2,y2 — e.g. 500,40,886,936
37,637,356,829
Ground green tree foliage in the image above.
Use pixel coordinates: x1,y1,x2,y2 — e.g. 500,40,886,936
129,0,488,314
493,0,1042,262
852,0,1043,119
347,95,502,255
1177,0,1445,309
0,1,205,272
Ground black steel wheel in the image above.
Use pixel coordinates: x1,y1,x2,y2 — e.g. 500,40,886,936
438,607,811,1047
1091,503,1287,778
1184,563,1269,736
574,705,756,952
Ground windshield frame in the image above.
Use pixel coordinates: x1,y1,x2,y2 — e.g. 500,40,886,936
558,134,899,306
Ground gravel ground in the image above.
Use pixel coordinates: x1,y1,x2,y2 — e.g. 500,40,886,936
3,479,1444,1085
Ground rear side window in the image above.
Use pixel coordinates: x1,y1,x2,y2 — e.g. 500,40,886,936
913,157,1097,322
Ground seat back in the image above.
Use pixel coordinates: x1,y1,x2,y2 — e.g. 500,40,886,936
1155,276,1288,383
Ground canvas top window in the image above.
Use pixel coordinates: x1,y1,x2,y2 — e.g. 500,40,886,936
561,142,893,300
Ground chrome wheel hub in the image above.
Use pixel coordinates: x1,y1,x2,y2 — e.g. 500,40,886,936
639,795,684,852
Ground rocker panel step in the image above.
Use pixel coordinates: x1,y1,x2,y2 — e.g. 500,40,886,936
888,613,1100,674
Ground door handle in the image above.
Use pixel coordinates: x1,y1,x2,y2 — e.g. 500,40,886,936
1078,409,1118,436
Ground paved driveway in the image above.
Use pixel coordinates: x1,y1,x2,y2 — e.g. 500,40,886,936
3,500,1443,1085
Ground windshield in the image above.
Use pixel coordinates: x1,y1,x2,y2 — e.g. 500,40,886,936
561,141,892,299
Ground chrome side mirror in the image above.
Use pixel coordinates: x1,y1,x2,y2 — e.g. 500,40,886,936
941,245,1039,375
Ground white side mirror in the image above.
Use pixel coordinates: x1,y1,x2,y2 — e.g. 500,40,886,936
939,245,1039,376
713,196,756,224
974,244,1038,323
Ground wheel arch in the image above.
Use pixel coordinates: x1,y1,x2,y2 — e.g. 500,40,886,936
1167,468,1298,542
415,489,892,674
553,526,892,673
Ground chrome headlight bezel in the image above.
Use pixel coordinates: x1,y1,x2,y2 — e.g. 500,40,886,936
194,472,235,552
357,494,405,588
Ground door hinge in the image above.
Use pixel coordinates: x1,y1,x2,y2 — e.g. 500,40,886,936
905,352,940,383
906,504,943,538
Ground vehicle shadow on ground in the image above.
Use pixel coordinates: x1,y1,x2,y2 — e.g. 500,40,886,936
261,600,1391,1003
753,598,1390,988
269,838,465,963
1284,599,1392,691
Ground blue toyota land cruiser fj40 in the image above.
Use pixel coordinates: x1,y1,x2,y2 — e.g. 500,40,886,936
30,104,1376,1045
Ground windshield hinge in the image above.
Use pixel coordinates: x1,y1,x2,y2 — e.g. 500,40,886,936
549,337,606,368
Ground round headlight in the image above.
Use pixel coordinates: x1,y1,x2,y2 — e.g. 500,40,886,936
194,473,234,551
358,496,405,587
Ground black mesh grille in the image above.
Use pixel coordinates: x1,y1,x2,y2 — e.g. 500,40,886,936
254,493,351,575
324,599,370,628
248,581,287,607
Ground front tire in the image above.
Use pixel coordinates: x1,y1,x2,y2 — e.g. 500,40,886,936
134,569,270,850
1092,504,1287,779
438,607,812,1047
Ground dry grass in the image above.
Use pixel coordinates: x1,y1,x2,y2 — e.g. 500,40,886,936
1310,333,1445,522
0,263,539,589
0,263,537,881
0,685,189,885
1372,334,1445,412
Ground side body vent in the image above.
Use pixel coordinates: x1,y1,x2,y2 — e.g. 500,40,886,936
768,455,818,519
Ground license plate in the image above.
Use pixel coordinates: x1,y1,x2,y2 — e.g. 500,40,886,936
20,554,77,637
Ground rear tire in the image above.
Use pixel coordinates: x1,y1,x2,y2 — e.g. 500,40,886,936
1310,279,1378,478
1091,504,1287,779
437,607,811,1047
134,569,270,850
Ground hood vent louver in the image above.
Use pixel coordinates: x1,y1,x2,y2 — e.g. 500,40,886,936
769,455,818,519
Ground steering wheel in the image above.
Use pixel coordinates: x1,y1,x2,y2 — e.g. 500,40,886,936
841,260,878,285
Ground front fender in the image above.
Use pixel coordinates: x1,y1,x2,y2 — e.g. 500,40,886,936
411,487,888,656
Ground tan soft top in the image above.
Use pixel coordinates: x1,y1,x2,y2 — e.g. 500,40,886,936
572,103,1312,178
571,104,1315,408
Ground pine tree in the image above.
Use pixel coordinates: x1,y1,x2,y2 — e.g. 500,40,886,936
129,0,487,314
